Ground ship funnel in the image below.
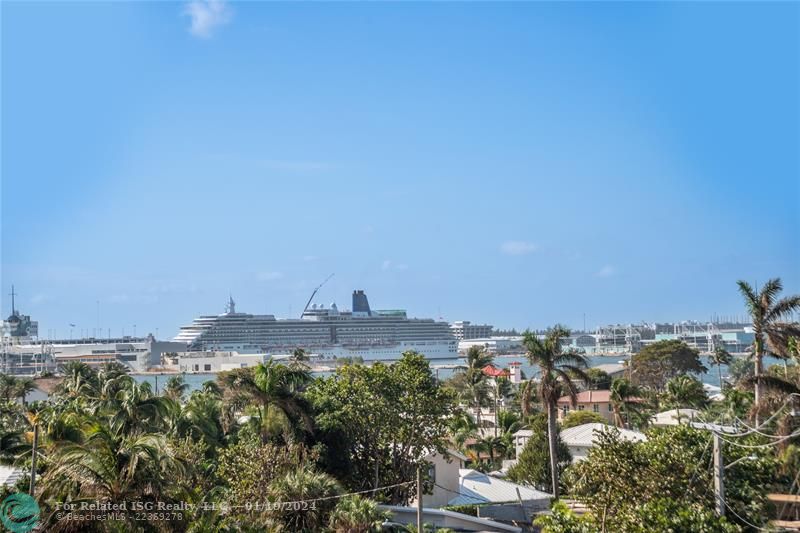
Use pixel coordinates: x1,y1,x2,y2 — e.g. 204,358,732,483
352,290,371,317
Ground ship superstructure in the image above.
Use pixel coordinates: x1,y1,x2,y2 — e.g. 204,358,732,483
174,290,458,361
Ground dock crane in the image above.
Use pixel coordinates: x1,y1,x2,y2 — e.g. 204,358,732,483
301,273,335,317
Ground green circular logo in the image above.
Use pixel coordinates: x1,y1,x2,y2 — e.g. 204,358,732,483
0,493,40,533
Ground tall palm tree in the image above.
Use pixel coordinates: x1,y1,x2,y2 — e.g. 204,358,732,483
462,345,494,429
737,278,800,414
523,326,589,498
709,347,733,388
664,375,708,419
609,378,644,428
219,360,313,442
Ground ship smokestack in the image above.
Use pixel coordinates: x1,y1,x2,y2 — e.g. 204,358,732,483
352,290,371,317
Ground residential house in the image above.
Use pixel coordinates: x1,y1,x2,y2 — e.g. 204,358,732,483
556,390,615,423
560,423,646,462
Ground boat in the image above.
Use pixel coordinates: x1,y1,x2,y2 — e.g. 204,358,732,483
173,290,458,361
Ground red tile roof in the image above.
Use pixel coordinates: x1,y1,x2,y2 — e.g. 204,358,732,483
557,390,612,404
482,365,510,378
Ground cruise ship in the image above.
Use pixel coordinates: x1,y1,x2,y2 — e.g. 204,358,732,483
173,290,458,361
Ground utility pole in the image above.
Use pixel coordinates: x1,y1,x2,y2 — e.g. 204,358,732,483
416,466,423,533
713,432,725,517
30,423,39,498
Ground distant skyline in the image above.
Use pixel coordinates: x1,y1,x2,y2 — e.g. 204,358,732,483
2,2,798,338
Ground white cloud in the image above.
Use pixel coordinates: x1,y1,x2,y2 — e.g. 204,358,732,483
500,241,538,256
595,265,616,278
382,260,408,271
184,0,232,39
257,271,283,282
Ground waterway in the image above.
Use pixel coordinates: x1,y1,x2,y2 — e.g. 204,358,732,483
132,354,784,394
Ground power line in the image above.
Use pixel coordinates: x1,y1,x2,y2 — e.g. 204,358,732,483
224,480,415,508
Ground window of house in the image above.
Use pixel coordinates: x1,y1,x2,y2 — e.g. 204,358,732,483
578,405,585,411
593,404,599,413
608,404,613,412
204,364,212,371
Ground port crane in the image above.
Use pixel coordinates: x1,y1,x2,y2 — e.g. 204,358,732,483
301,273,334,317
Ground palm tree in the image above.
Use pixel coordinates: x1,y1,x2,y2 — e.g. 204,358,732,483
0,375,18,402
471,435,505,469
609,378,644,429
523,326,589,498
328,495,389,533
58,360,100,399
219,360,313,442
448,409,478,452
266,466,341,532
461,346,494,429
737,278,800,414
496,410,522,458
664,375,708,419
709,347,733,388
12,377,35,406
163,375,190,402
41,424,187,531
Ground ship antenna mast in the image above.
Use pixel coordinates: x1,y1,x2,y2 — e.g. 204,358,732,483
301,273,334,317
9,285,16,315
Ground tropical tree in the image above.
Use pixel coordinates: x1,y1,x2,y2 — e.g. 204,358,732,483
266,466,341,532
164,374,190,402
737,278,800,414
329,495,389,533
40,423,189,531
308,352,455,504
496,410,523,457
629,340,706,391
663,375,708,418
57,361,100,400
457,346,494,428
609,378,646,429
448,409,478,452
219,360,313,443
506,412,571,492
11,377,35,406
523,326,589,497
709,347,733,388
561,410,608,429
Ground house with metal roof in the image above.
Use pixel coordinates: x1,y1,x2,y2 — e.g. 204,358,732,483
559,423,646,462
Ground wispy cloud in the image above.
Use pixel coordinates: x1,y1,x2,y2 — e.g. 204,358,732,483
594,265,616,278
303,255,318,262
184,0,232,39
500,241,538,256
381,260,408,271
256,271,283,282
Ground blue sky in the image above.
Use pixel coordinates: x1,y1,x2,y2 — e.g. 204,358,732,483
2,1,798,338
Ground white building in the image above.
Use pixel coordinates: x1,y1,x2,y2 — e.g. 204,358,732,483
458,336,523,354
450,321,494,341
170,351,270,373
